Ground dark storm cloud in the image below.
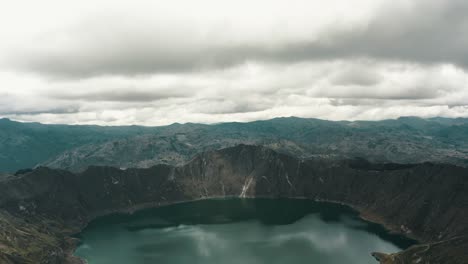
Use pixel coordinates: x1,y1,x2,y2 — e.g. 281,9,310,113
256,0,468,68
5,0,468,78
52,89,189,102
0,106,80,116
193,98,272,114
323,83,443,100
329,98,431,107
331,68,382,86
321,0,468,67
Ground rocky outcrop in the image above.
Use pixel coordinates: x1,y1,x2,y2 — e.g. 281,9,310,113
0,145,467,263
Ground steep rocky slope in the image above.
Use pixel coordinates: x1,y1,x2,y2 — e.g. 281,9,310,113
0,145,467,263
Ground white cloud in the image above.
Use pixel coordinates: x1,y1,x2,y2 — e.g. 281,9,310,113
0,0,467,125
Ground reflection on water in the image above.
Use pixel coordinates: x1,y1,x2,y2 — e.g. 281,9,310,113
74,198,415,264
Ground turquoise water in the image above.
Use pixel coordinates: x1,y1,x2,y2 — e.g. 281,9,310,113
75,198,415,264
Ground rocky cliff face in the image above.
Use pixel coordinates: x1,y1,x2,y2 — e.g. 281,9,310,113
0,145,467,263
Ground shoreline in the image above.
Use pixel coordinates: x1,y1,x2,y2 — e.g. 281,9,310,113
4,144,465,263
65,196,420,264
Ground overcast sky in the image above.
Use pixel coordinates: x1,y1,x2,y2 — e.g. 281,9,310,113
0,0,467,125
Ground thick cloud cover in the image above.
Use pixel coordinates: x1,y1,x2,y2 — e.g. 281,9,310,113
0,0,467,125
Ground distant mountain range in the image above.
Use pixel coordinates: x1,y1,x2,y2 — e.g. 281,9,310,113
1,116,468,172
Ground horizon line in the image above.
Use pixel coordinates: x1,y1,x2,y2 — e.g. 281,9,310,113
1,115,467,128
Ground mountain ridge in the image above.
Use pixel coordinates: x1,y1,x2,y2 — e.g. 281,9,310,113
0,145,467,264
43,116,468,172
2,116,468,172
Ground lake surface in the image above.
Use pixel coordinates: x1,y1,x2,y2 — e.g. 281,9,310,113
74,198,415,264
